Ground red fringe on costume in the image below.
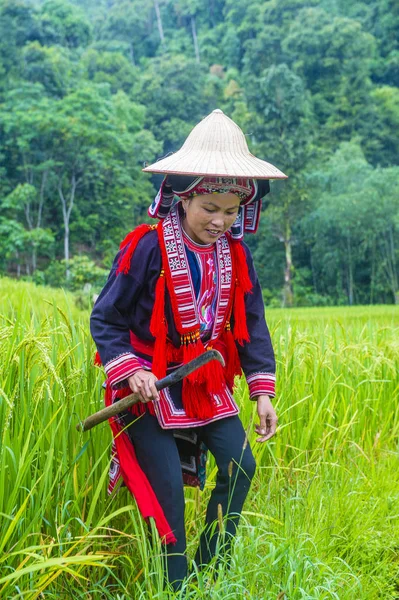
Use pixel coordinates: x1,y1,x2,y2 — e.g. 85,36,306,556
149,270,168,379
156,224,218,419
105,383,176,545
230,240,253,345
99,223,254,425
117,224,154,276
181,333,216,420
219,327,242,390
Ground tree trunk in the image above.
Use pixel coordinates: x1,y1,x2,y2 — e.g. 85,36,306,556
24,202,33,230
283,220,294,308
58,173,77,280
154,0,165,43
16,250,21,278
191,16,200,63
347,235,354,305
370,237,376,304
380,226,398,304
32,248,37,272
37,169,48,228
388,225,398,304
208,0,215,26
130,42,136,66
310,247,318,294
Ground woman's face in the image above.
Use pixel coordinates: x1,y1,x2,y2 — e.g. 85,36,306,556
181,192,240,245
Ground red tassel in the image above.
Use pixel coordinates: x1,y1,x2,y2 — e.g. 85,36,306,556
182,379,216,420
203,353,225,395
94,351,102,366
166,343,183,363
180,333,217,419
230,239,253,294
229,238,252,346
150,271,167,379
116,224,154,275
233,283,250,345
182,333,206,383
221,328,242,389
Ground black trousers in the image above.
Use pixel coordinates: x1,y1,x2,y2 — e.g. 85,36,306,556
123,410,256,590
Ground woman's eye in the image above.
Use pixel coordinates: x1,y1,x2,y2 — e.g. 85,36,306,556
204,208,216,213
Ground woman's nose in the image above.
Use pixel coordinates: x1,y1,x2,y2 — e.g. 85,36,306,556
210,215,224,228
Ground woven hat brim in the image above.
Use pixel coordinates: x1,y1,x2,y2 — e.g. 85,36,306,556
143,149,288,180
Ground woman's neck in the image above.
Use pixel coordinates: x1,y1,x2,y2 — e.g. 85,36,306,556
181,222,215,252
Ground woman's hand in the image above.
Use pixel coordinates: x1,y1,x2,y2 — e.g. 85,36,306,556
255,395,278,443
127,370,159,403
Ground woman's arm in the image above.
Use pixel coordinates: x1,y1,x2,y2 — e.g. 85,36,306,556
236,242,276,400
90,230,161,389
235,243,278,443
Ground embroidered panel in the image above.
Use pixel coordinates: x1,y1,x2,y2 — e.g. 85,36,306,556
154,384,239,429
105,352,143,387
247,372,276,398
162,206,233,340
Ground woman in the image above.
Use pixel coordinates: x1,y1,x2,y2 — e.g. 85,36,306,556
90,109,287,590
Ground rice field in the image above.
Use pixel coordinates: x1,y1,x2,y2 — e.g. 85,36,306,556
1,276,399,599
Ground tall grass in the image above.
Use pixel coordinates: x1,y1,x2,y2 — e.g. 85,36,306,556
1,277,398,599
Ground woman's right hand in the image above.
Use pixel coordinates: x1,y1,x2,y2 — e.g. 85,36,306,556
128,370,159,403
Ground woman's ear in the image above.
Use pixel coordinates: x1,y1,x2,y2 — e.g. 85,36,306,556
181,198,189,213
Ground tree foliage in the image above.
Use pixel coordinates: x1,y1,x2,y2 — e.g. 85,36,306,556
0,0,398,303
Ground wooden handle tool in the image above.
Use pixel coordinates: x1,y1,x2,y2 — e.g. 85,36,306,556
76,349,225,432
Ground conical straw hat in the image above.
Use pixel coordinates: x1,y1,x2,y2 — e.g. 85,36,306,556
143,109,287,180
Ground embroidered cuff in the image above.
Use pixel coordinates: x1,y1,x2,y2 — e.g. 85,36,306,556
247,372,276,399
104,353,143,388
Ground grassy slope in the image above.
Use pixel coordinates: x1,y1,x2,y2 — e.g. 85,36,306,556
0,277,398,599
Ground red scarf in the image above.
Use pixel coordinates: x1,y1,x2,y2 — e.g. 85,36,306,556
105,383,177,545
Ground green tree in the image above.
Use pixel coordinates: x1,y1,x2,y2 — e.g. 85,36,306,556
97,0,152,65
0,83,56,271
80,48,137,94
368,86,399,166
134,54,216,153
239,64,315,306
0,0,40,87
22,42,74,97
1,184,55,272
38,0,92,49
283,8,376,145
304,141,399,304
44,84,158,271
0,82,160,274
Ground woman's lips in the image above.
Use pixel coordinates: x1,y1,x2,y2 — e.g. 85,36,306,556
206,229,222,237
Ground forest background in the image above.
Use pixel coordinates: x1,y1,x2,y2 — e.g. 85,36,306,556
0,0,398,307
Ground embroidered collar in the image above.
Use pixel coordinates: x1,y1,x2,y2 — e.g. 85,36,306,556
161,206,233,342
182,227,216,253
